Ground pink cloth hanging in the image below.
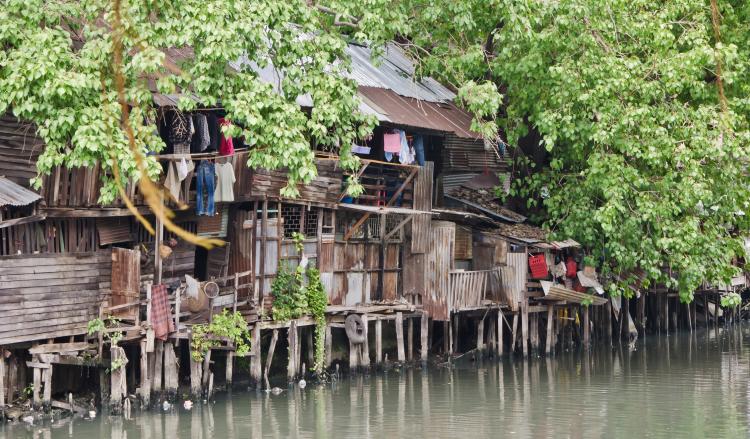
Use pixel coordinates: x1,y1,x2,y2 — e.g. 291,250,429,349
383,131,401,153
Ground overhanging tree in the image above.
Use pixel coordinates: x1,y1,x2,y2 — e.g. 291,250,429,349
0,0,404,245
402,0,750,302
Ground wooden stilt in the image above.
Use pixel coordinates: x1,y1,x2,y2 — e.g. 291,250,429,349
637,293,645,336
453,313,459,353
163,342,178,396
153,340,164,394
250,324,262,387
324,324,333,368
703,294,708,328
33,361,41,407
420,313,429,361
511,314,519,353
99,368,109,405
348,334,359,371
264,329,279,390
521,301,529,357
0,354,5,408
360,314,370,368
487,316,496,356
375,318,383,364
41,364,51,408
497,311,503,356
529,313,539,353
288,320,298,381
605,300,612,344
407,318,414,361
201,349,212,389
190,358,203,399
448,318,454,355
395,312,405,362
583,306,590,350
686,302,693,333
139,340,151,407
110,346,128,413
477,317,485,353
7,356,17,405
545,306,554,354
226,352,234,387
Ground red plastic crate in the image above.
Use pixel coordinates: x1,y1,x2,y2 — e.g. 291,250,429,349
528,254,548,279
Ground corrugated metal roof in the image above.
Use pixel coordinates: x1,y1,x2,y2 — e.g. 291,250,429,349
0,176,41,207
358,86,479,138
345,43,456,103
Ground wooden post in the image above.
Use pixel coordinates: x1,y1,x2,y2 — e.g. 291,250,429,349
33,361,41,407
476,317,485,353
521,301,529,357
605,299,612,344
325,323,333,368
153,340,164,395
395,312,405,362
201,349,212,390
360,314,370,368
42,362,52,408
511,314,519,353
407,318,414,361
583,306,590,350
155,201,164,285
226,352,234,388
264,329,279,390
686,302,693,333
637,293,645,336
250,324,262,387
453,313,460,354
348,335,359,371
375,318,383,364
190,358,203,399
288,320,298,381
497,311,503,356
110,346,127,413
545,306,554,354
0,354,5,408
529,312,539,353
421,313,429,361
163,342,178,396
139,340,151,407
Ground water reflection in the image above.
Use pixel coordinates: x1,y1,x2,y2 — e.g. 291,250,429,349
4,327,750,438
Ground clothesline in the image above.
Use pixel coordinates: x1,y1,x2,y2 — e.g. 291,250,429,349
154,148,249,162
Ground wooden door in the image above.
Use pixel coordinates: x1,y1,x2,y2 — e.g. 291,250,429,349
111,247,141,320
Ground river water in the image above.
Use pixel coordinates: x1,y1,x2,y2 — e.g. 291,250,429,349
3,327,750,438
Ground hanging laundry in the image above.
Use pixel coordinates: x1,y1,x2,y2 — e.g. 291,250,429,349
206,113,220,152
196,161,216,216
191,113,210,153
399,130,415,165
164,159,194,202
218,117,234,156
213,162,236,203
413,134,426,166
150,284,175,341
383,130,401,153
168,111,191,145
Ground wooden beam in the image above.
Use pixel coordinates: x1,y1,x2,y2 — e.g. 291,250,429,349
0,214,46,229
28,342,94,355
375,319,383,364
337,162,370,202
420,313,429,361
383,215,413,241
395,312,405,362
264,329,279,390
343,168,418,241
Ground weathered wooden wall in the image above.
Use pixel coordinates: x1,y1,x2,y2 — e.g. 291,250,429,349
0,114,44,187
0,251,112,345
424,221,454,320
1,218,100,256
247,160,342,206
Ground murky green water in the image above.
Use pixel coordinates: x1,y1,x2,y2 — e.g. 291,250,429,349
3,327,750,438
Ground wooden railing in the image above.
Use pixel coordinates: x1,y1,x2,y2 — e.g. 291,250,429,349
448,269,490,311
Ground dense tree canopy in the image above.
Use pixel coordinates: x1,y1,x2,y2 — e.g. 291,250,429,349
404,0,750,301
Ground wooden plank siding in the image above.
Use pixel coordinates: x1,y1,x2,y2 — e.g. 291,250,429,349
410,162,433,254
0,114,44,187
423,221,454,321
0,251,112,346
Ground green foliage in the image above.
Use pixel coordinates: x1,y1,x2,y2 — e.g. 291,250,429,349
306,267,328,374
87,316,123,346
721,292,742,309
403,0,750,303
271,264,308,322
190,310,252,362
580,295,594,308
0,0,406,202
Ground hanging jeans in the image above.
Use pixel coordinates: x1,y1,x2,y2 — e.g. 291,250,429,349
196,161,215,216
413,134,426,166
